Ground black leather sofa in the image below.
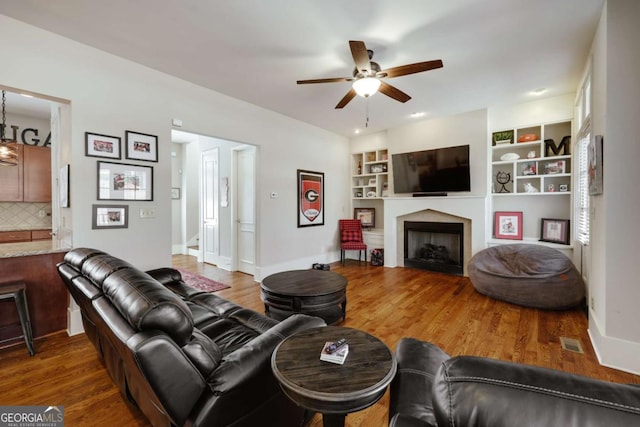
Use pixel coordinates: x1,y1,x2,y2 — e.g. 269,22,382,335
57,248,325,427
389,338,640,426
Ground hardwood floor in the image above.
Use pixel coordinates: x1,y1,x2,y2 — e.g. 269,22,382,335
1,255,638,426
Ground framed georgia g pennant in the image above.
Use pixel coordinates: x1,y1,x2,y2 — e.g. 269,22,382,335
297,169,324,227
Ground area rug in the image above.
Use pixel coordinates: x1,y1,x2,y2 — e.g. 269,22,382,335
175,268,230,293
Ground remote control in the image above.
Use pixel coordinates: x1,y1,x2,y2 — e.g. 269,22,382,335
326,338,347,354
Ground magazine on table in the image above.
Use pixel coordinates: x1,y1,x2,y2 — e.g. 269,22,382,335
320,340,349,365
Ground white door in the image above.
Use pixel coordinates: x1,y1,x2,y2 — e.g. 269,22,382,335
202,149,219,264
235,147,255,275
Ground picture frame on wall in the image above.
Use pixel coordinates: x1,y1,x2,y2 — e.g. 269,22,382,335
85,132,121,159
494,211,523,240
92,204,128,229
97,161,153,201
125,130,158,162
354,208,375,228
588,134,603,195
297,169,324,227
540,218,570,245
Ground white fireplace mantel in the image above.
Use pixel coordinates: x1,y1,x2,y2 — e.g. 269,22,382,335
383,196,488,271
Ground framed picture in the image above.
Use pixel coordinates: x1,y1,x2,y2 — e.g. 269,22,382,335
297,169,324,227
171,187,181,200
494,211,523,240
97,161,153,201
92,204,128,229
588,134,603,195
59,164,70,208
125,130,158,162
540,218,570,245
354,208,375,228
85,132,121,159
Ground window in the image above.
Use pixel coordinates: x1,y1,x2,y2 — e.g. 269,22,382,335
576,131,590,245
575,68,592,245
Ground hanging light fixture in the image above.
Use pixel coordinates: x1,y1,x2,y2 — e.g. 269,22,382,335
352,77,381,98
0,90,18,166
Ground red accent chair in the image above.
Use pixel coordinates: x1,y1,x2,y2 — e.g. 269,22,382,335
339,219,367,265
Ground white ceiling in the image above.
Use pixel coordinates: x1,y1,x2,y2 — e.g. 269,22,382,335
0,0,603,137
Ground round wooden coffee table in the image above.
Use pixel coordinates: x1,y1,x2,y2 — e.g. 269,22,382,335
260,270,347,324
271,326,396,427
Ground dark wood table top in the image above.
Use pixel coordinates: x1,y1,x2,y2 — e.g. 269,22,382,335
271,326,396,415
261,270,347,297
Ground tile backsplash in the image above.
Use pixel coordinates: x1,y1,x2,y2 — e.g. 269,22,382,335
0,202,52,230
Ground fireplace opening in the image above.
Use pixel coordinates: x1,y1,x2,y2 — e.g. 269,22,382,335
404,221,464,275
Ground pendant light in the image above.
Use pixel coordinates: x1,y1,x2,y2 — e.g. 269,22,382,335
0,90,18,166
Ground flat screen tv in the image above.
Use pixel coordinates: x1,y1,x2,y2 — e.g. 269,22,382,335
392,144,471,194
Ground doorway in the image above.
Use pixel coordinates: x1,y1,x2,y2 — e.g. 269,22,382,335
171,130,256,276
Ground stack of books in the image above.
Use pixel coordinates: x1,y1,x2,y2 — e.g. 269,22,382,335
320,340,349,365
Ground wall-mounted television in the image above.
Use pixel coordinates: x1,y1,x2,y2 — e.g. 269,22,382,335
392,144,471,194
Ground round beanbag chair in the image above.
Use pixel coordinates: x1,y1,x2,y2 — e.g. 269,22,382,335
468,244,585,309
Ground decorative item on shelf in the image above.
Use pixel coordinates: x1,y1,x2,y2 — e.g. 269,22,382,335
517,133,538,143
527,150,536,159
0,90,19,166
540,218,570,245
548,184,555,192
544,160,565,175
545,135,571,156
492,130,514,146
500,152,519,161
381,182,388,197
371,163,386,173
559,184,568,192
366,191,376,198
355,191,363,198
495,171,511,193
523,182,539,193
354,208,375,228
522,162,537,176
357,160,362,174
494,211,523,240
368,178,376,186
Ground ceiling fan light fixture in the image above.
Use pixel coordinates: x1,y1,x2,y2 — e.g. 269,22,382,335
352,77,381,97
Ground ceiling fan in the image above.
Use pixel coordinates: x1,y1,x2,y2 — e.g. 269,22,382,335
297,40,443,109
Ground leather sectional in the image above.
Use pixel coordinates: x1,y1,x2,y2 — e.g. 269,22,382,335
389,338,640,426
57,248,325,427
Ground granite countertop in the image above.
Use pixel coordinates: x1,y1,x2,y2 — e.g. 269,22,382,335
0,226,53,232
0,240,70,258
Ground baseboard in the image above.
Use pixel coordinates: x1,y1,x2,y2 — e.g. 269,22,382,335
255,251,340,282
588,311,640,376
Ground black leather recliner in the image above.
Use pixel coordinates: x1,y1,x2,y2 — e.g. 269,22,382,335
57,248,325,427
389,338,640,426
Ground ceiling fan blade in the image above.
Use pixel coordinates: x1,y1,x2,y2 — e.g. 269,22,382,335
349,40,371,75
378,81,411,103
335,88,357,109
379,60,443,78
297,77,352,84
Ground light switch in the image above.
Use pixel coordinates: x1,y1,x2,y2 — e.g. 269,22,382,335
139,207,156,218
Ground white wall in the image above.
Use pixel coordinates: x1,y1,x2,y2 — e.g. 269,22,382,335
0,15,349,272
587,0,640,375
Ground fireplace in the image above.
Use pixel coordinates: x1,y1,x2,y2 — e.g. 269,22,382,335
404,221,464,275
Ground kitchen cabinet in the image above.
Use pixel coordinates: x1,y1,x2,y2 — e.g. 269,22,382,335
0,145,51,202
0,144,24,201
